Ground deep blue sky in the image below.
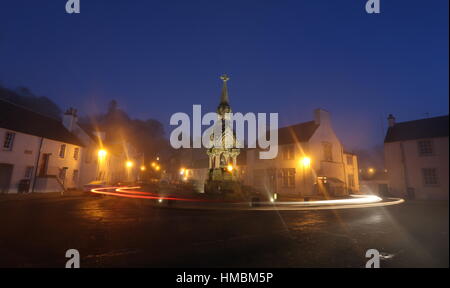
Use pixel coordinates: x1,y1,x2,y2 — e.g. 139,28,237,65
0,0,448,149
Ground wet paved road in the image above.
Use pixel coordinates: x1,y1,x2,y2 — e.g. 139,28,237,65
0,195,447,267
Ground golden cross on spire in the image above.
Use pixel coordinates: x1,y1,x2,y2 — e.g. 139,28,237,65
220,74,229,82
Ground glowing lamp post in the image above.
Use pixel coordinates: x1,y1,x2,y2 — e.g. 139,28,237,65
124,161,134,181
98,149,107,159
126,161,134,168
300,156,311,197
96,149,108,181
300,157,311,168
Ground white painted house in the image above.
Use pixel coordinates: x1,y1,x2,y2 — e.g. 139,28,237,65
246,109,359,199
384,114,449,200
0,100,140,194
62,108,141,187
0,99,83,193
182,108,359,199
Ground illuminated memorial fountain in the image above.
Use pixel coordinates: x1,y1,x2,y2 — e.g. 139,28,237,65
204,75,243,198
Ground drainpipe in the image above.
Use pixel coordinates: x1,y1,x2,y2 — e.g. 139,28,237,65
399,142,410,196
341,146,348,194
31,137,44,193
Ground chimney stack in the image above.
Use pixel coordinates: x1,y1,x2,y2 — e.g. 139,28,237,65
314,108,331,126
387,114,396,128
63,107,78,132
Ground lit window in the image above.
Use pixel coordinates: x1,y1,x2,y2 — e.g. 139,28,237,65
24,166,34,179
418,140,433,156
59,144,66,158
3,131,15,151
422,168,438,186
73,147,79,160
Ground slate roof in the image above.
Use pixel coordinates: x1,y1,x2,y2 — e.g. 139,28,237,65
384,115,449,143
277,121,319,145
0,99,83,146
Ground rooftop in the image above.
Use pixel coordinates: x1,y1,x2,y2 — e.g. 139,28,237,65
384,115,449,143
0,99,83,146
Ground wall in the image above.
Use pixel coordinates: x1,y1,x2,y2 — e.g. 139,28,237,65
344,153,360,194
0,128,82,193
245,109,355,198
385,137,449,200
0,128,41,193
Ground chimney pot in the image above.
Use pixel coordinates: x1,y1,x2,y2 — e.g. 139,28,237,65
388,114,396,128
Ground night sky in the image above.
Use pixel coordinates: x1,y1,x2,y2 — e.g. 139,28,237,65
0,0,448,150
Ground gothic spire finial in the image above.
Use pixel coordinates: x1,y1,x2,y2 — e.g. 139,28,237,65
220,74,230,104
220,74,229,83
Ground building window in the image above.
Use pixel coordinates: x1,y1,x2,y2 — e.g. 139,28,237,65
59,167,68,180
282,145,295,160
73,147,79,160
418,140,433,156
346,155,353,166
24,166,34,179
72,169,79,183
59,144,66,158
322,142,333,161
422,168,438,186
282,168,296,188
347,174,355,188
3,131,15,151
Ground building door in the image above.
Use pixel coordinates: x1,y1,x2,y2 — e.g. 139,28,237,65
0,163,14,194
39,153,50,176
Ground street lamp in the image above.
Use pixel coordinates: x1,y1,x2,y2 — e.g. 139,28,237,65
126,161,134,168
180,168,185,175
300,157,311,168
98,149,107,159
140,165,146,171
300,156,311,198
227,164,234,172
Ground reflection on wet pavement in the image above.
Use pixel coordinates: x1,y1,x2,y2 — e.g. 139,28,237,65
0,196,447,267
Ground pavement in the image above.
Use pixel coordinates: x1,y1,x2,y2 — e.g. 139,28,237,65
0,190,85,202
0,194,447,267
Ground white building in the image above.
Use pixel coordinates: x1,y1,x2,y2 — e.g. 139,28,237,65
62,108,141,186
0,100,140,194
182,108,359,199
0,100,83,193
246,109,359,199
384,114,449,200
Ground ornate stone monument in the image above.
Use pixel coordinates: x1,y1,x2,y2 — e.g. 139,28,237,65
204,75,241,195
